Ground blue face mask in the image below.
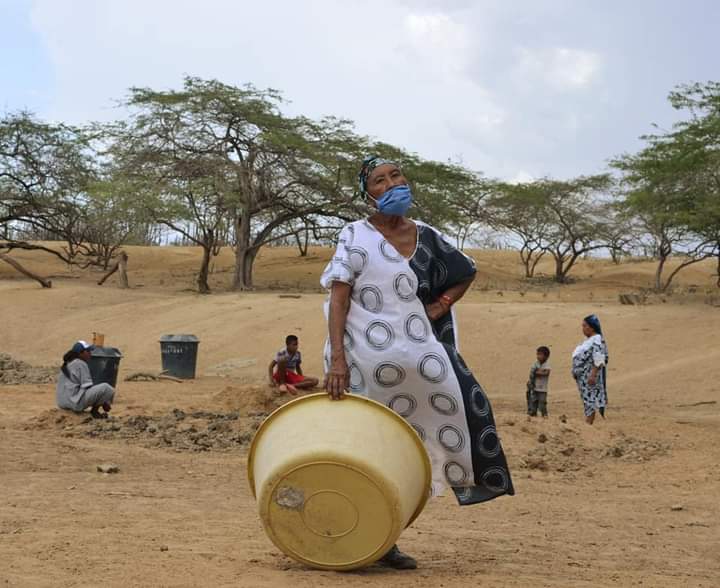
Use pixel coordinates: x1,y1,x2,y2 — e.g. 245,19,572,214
374,184,413,216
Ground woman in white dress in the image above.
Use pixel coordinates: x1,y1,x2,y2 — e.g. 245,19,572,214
571,314,609,425
321,156,514,569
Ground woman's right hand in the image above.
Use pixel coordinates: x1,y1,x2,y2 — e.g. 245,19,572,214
424,300,449,322
325,355,349,400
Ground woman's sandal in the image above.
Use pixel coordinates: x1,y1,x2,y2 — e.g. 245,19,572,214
377,545,417,570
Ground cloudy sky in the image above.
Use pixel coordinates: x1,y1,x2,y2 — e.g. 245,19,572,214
2,0,718,181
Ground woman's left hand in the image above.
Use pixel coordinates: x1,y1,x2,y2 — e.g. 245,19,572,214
588,373,597,386
425,301,449,322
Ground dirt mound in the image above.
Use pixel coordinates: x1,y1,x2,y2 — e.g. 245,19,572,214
518,424,588,474
25,386,308,453
213,384,296,416
0,353,56,385
28,408,263,452
516,424,670,474
601,434,670,462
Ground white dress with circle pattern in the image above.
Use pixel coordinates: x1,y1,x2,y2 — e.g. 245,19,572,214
321,219,513,505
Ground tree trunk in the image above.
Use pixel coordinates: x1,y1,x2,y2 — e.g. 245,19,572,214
519,241,533,278
524,257,534,278
561,253,583,283
102,246,114,270
117,251,129,288
198,246,212,294
97,251,129,288
234,247,258,290
0,253,52,288
529,251,544,278
233,213,253,290
554,256,566,283
97,260,118,285
294,229,309,257
520,247,533,278
655,255,667,291
661,254,712,292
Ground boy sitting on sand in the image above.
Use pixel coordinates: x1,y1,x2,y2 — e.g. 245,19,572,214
527,346,551,418
268,335,319,394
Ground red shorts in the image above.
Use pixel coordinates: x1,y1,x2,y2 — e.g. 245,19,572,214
273,370,305,385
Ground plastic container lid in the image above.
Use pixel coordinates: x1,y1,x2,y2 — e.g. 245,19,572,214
90,346,123,358
159,334,199,343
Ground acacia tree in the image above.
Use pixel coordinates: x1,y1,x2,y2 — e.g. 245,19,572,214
280,214,350,256
602,201,641,264
0,112,92,285
667,82,720,286
443,175,495,250
112,130,233,293
540,175,614,283
78,177,152,269
119,77,364,291
613,183,702,291
487,182,553,278
613,82,720,290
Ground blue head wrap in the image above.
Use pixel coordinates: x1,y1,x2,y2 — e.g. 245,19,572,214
358,155,398,196
583,314,602,335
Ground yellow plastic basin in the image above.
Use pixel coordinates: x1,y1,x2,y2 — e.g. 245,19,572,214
247,392,432,571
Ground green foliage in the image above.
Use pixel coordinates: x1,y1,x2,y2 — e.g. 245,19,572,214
5,77,720,292
612,81,720,289
489,174,613,281
110,77,374,290
1,111,91,232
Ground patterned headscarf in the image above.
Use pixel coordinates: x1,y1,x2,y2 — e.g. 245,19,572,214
583,314,602,335
358,155,399,196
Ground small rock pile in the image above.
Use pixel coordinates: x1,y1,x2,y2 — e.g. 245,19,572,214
0,353,56,385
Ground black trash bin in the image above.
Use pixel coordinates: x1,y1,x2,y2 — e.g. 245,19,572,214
89,347,123,388
159,335,199,379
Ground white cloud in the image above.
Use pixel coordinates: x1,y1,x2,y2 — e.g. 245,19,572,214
17,0,644,181
508,170,534,184
398,12,477,79
513,46,602,91
404,13,468,51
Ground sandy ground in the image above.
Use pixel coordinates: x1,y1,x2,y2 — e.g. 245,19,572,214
1,245,719,587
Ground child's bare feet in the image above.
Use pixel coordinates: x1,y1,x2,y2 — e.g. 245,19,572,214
286,384,298,395
278,384,288,393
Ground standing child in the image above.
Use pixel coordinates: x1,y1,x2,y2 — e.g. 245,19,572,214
527,346,551,418
268,335,319,394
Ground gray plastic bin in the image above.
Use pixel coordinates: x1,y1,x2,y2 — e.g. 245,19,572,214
159,335,199,379
89,347,123,387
